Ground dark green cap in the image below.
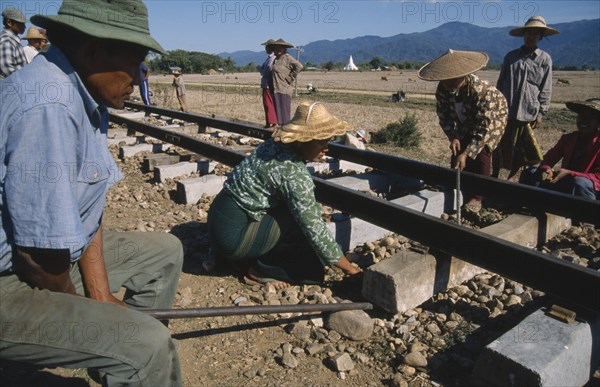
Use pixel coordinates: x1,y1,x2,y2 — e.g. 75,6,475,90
31,0,165,54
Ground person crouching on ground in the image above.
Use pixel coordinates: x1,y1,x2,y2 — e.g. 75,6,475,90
520,98,600,200
418,49,508,213
208,102,362,289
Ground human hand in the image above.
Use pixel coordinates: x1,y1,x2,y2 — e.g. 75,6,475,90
454,153,468,171
92,293,127,307
533,115,543,130
550,168,570,184
449,139,461,156
541,168,554,182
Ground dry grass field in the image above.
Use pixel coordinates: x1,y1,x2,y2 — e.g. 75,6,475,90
142,69,598,169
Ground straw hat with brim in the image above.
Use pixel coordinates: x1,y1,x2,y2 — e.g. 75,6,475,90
23,27,47,40
273,38,294,48
31,0,165,54
566,98,600,118
418,49,489,81
2,8,27,23
272,102,350,144
510,16,559,37
261,39,277,46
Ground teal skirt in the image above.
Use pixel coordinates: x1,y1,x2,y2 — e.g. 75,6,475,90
207,190,324,284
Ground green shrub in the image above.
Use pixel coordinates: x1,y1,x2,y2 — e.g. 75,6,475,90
371,114,421,147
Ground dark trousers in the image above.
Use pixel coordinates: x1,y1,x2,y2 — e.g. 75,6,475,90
273,93,292,126
452,146,492,202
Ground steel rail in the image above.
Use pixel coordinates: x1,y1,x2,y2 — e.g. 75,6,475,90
124,101,273,140
145,302,373,320
108,114,599,312
313,178,599,312
122,102,600,226
325,145,600,227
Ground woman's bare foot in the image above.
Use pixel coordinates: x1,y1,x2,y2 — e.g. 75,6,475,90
246,267,291,290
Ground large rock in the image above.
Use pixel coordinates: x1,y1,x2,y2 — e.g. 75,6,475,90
324,308,373,341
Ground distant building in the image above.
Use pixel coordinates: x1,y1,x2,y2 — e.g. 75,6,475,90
344,55,358,71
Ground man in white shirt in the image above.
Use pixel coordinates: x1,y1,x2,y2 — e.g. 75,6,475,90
22,26,47,63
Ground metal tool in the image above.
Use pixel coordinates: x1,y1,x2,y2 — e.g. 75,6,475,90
456,168,462,225
548,304,576,324
145,302,373,320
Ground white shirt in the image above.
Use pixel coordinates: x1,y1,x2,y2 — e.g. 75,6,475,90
23,45,39,63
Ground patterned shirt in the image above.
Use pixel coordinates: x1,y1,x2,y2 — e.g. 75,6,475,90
224,140,343,265
435,74,508,159
0,46,122,272
0,28,26,79
497,47,553,122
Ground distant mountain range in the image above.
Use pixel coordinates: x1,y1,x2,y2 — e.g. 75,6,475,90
218,19,600,68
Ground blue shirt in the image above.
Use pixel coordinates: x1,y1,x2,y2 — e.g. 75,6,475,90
139,62,149,82
0,46,122,272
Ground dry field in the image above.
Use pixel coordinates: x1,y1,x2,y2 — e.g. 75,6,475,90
144,69,598,168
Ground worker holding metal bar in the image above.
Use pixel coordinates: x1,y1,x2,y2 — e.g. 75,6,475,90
418,49,508,213
208,102,362,289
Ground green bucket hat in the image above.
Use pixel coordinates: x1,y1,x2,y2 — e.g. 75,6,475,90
31,0,165,54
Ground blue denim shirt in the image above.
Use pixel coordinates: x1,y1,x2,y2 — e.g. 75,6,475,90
0,46,122,272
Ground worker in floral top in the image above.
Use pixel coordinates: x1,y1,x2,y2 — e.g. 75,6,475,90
208,102,361,288
418,49,508,212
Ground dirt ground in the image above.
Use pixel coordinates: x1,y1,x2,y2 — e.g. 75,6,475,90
1,70,598,387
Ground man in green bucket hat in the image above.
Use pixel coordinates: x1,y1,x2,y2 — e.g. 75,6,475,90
0,1,183,385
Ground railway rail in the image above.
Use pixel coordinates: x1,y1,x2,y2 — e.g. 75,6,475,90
110,103,600,312
123,101,600,226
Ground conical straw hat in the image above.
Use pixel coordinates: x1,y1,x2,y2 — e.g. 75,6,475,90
418,49,489,81
565,98,600,117
510,16,559,37
272,102,350,144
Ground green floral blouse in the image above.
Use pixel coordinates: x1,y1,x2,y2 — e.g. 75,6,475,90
435,74,508,159
223,140,343,265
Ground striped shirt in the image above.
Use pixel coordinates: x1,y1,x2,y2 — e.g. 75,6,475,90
0,28,26,79
497,47,553,122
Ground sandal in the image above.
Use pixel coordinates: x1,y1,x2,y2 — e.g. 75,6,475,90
244,266,291,289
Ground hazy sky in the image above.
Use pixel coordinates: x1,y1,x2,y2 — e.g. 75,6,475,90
11,0,600,54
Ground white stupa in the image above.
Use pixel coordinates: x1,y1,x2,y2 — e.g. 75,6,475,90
344,55,358,71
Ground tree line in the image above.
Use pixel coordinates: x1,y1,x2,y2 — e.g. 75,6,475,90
147,50,596,74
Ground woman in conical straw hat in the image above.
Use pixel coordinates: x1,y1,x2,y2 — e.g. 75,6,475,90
208,102,362,288
496,16,559,181
520,98,600,200
418,49,508,213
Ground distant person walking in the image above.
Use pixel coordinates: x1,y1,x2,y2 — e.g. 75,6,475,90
0,7,27,79
22,27,47,63
139,61,151,105
260,39,277,128
496,16,559,181
172,69,188,112
418,49,508,213
271,38,303,125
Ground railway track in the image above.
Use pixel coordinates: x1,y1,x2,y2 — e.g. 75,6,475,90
111,102,600,313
